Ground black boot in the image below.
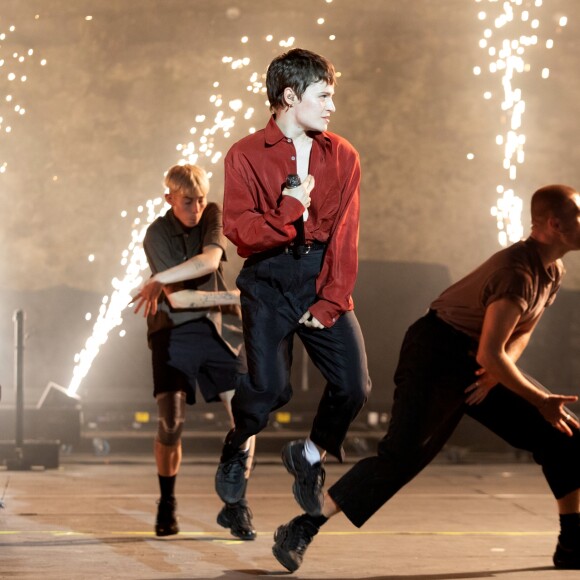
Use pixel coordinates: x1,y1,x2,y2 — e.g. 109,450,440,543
155,497,179,537
215,433,250,504
272,514,321,572
217,496,256,541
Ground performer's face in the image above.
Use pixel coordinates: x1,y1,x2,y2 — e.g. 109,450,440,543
559,192,580,250
293,80,336,133
168,190,207,227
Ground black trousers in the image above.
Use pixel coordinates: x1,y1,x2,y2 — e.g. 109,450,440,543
228,246,371,461
329,310,580,527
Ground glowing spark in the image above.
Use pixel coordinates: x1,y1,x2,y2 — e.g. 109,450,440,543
68,0,339,396
473,1,567,246
0,16,47,174
278,37,296,48
67,211,156,396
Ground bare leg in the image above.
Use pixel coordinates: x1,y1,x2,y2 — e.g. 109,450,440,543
153,391,185,537
155,391,186,477
155,440,181,477
321,493,341,519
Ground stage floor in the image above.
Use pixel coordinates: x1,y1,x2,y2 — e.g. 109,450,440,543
0,454,577,579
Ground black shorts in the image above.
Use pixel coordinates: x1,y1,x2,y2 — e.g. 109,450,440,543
150,318,245,405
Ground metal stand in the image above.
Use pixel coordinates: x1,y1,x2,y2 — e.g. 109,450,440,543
6,310,26,469
2,309,60,470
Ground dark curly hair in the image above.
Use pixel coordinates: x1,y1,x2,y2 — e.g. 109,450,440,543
266,48,336,112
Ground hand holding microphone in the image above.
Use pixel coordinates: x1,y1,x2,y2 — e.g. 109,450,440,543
284,174,314,254
283,174,314,221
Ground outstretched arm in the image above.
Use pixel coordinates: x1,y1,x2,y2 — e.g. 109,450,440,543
472,297,578,435
166,288,240,309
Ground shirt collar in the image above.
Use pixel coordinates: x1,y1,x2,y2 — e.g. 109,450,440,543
524,236,557,281
264,115,332,152
166,209,193,237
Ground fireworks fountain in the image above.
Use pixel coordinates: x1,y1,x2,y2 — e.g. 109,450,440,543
67,1,337,397
472,0,568,246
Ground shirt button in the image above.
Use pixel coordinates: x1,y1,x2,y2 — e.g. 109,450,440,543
291,156,296,161
287,138,292,143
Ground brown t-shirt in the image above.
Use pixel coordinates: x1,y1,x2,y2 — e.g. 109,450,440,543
430,237,564,340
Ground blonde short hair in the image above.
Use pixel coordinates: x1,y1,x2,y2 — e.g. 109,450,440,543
164,164,209,197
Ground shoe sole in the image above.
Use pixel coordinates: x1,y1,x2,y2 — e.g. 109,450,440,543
155,524,179,537
272,529,300,572
216,510,257,541
553,554,580,569
281,443,323,516
553,559,580,570
553,542,580,569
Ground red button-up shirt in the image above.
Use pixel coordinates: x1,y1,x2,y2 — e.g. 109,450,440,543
223,116,361,327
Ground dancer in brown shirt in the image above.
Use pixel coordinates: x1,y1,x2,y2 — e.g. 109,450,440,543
273,184,580,572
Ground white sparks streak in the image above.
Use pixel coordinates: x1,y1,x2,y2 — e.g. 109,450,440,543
68,0,339,395
67,208,161,396
474,1,566,246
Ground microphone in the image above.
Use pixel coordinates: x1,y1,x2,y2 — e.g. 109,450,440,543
286,174,305,257
286,174,309,221
286,174,301,189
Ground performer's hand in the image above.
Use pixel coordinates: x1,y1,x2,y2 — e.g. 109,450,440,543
464,367,498,405
283,175,314,209
131,277,164,317
299,310,325,329
539,395,580,436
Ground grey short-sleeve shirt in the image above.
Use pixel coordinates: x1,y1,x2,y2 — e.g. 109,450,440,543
143,202,243,355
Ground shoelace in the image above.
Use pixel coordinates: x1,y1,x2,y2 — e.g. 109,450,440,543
285,522,314,554
229,504,253,528
222,453,247,481
298,464,326,491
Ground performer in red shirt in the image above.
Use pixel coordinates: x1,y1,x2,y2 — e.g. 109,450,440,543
215,48,371,516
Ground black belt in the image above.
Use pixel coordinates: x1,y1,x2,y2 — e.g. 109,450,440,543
244,241,326,267
285,240,326,255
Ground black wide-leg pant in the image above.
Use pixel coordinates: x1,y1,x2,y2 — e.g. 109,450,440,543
330,309,580,527
228,246,371,461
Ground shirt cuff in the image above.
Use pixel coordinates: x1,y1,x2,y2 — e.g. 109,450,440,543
308,300,342,328
280,194,306,222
